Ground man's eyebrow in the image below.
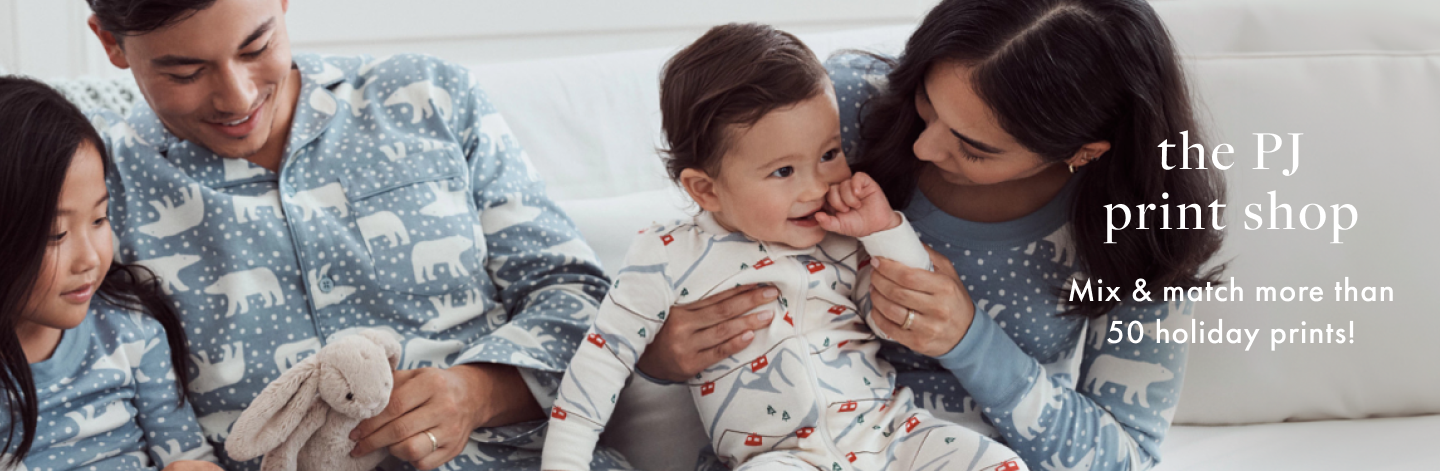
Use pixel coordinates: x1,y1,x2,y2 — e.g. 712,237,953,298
950,129,1004,154
239,18,276,50
151,55,206,68
149,18,275,68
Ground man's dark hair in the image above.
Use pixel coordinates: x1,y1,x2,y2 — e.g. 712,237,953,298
87,0,219,37
659,23,829,181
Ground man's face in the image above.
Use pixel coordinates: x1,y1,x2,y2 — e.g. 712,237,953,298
91,0,294,159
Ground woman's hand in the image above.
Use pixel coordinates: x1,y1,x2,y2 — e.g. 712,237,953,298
349,363,541,470
868,247,976,357
636,284,778,382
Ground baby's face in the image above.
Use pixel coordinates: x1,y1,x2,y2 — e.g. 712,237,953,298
708,88,850,249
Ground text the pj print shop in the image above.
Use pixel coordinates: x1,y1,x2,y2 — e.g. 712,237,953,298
1102,132,1359,244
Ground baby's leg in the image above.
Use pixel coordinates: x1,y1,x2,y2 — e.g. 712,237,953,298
735,451,820,471
882,415,1027,471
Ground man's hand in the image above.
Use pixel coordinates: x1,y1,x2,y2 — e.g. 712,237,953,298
815,172,902,238
161,461,224,471
349,363,542,470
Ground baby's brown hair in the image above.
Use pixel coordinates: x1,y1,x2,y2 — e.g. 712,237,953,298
660,23,829,181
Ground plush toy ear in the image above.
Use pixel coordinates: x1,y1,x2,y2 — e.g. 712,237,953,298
225,359,321,461
356,329,402,369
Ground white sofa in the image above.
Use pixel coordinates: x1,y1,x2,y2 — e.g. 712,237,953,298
468,1,1440,469
39,1,1437,469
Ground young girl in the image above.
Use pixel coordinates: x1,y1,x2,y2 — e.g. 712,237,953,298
0,77,220,471
542,24,1027,471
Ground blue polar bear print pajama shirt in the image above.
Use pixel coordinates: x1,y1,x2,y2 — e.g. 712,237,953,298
87,52,630,471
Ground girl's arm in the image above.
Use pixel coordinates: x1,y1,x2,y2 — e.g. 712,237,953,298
130,317,219,468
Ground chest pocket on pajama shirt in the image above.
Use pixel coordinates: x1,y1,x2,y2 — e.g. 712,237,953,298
342,148,485,296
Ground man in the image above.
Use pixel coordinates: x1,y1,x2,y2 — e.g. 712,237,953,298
83,0,630,469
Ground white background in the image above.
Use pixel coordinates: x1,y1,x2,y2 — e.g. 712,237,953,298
0,0,944,78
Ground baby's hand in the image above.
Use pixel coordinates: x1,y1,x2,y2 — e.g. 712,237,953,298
815,172,902,238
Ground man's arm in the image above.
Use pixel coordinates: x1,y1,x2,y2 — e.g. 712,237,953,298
450,67,610,437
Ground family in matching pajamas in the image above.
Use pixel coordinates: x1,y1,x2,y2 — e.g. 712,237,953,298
10,13,1194,471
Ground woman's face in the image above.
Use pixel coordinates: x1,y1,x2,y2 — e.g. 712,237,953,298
25,143,113,331
912,62,1056,186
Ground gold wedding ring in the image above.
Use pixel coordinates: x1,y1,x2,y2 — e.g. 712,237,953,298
424,430,438,453
902,310,916,330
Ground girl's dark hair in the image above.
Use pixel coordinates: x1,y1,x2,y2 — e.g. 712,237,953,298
0,77,192,466
660,23,830,181
87,0,219,37
855,0,1225,318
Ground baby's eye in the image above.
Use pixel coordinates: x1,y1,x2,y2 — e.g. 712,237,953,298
770,166,794,178
820,149,840,163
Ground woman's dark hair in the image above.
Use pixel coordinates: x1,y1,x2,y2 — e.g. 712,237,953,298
855,0,1225,318
87,0,218,37
660,22,830,181
0,77,193,466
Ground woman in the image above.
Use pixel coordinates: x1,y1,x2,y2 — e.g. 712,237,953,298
636,0,1224,469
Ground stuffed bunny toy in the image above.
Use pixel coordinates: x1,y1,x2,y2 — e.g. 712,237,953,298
226,330,400,471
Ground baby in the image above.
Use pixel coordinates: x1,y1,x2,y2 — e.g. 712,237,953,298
542,24,1028,471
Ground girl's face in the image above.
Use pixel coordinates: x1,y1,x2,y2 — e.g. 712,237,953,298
25,143,113,330
684,87,852,249
912,62,1055,186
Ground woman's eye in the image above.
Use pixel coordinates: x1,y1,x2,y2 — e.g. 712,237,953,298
48,232,67,244
820,149,840,163
770,166,794,178
93,216,110,227
959,148,984,162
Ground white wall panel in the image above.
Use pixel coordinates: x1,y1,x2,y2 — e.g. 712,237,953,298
2,0,941,77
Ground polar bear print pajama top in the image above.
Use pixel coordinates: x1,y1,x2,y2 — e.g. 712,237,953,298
0,298,216,470
544,213,1029,471
87,53,624,471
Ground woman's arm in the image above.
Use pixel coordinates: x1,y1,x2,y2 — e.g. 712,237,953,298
130,318,219,468
870,256,1190,470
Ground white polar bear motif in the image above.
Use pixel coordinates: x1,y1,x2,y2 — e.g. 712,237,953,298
412,236,473,283
203,267,284,317
357,210,411,251
232,190,283,223
1084,354,1174,409
188,342,246,394
135,253,201,294
291,182,349,221
138,184,205,239
384,80,454,123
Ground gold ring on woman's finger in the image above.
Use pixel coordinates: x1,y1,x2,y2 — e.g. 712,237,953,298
424,430,438,453
902,310,916,330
